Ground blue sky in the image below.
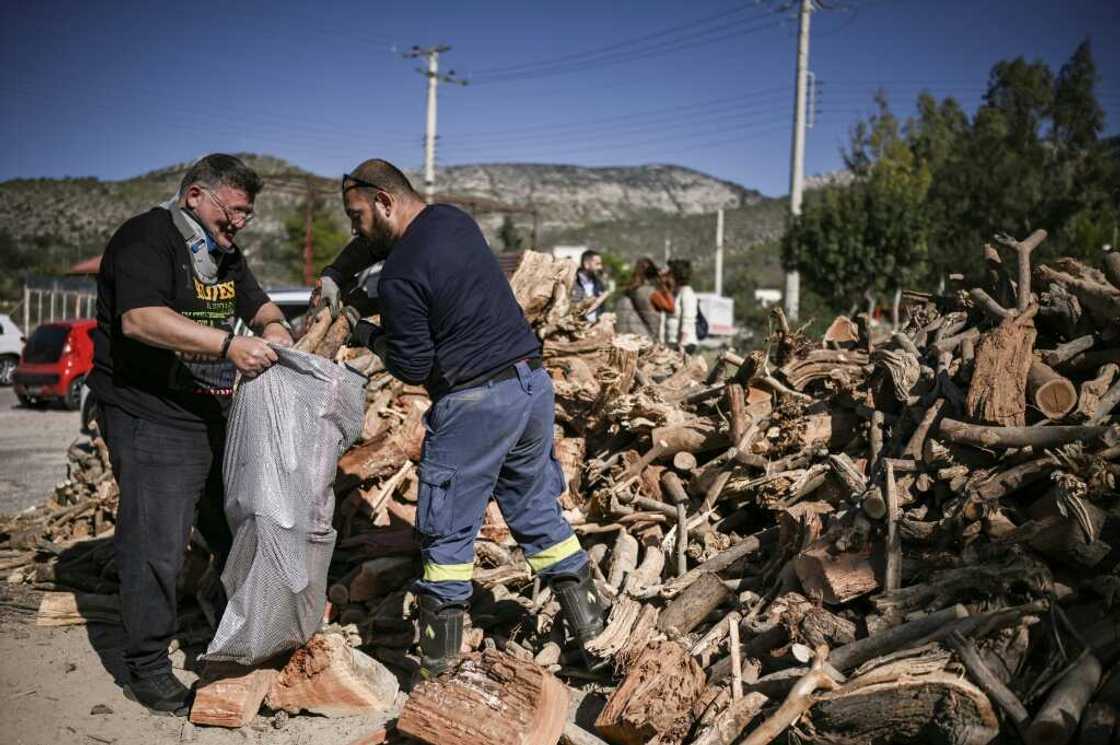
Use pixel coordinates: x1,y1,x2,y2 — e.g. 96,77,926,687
1,0,1118,196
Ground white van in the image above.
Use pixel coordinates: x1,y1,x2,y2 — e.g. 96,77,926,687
0,313,25,386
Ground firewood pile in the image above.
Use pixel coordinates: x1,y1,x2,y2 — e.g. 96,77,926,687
3,236,1120,745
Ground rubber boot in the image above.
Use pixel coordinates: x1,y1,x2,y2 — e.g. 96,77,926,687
417,594,465,680
550,563,605,666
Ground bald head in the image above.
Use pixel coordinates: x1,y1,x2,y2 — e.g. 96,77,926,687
343,159,421,202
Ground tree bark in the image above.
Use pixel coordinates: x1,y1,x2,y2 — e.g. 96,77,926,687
966,310,1037,426
938,418,1109,449
396,649,569,745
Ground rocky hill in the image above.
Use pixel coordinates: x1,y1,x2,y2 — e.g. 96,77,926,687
0,156,765,285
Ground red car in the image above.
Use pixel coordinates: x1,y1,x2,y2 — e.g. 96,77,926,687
13,319,96,410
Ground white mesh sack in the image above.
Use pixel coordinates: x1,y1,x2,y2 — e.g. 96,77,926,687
203,345,365,665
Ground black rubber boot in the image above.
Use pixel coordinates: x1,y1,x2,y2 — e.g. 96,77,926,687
417,594,466,680
550,563,605,647
124,671,193,717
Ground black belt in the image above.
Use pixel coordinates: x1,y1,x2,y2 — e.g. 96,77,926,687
447,357,542,394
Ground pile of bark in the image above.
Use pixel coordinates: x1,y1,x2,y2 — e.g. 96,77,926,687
4,237,1120,745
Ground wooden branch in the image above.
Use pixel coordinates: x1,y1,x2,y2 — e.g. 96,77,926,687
1014,229,1048,312
969,288,1014,320
726,384,748,444
658,572,731,636
903,399,945,461
1088,378,1120,425
1039,335,1096,368
1026,653,1102,745
661,472,690,578
1037,264,1120,324
607,531,639,591
884,462,901,593
938,418,1108,449
828,604,969,672
740,646,838,745
945,632,1030,739
661,529,772,598
729,617,744,700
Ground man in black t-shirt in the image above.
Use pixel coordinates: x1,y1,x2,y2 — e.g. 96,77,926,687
315,159,603,679
89,154,292,716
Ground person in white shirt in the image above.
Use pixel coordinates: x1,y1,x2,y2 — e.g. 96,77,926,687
666,259,698,354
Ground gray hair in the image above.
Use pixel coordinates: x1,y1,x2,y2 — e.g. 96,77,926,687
179,154,263,198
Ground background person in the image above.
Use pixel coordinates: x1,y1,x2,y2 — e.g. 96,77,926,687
666,259,699,354
614,257,661,338
88,154,293,716
570,249,607,321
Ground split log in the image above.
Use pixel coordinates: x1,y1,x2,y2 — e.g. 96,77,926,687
1075,364,1119,422
657,573,731,636
823,315,859,346
690,692,768,745
314,312,356,360
781,349,869,391
294,307,332,353
265,633,399,717
396,649,569,745
1026,653,1102,745
594,640,706,745
812,667,999,745
884,462,901,593
793,542,878,606
36,591,119,626
606,531,639,591
190,662,280,728
1029,361,1078,420
938,418,1109,449
966,310,1037,426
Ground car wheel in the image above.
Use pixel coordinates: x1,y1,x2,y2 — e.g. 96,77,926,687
63,377,84,411
0,356,16,386
17,392,44,408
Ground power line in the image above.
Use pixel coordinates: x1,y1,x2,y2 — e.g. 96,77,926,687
469,2,768,76
470,13,786,85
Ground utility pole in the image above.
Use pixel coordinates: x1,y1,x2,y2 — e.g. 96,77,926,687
784,0,813,322
714,208,725,296
403,45,467,204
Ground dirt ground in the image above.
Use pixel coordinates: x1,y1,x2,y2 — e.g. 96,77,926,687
0,386,81,515
0,583,401,745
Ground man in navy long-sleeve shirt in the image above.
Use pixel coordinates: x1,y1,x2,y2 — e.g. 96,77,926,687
321,159,603,678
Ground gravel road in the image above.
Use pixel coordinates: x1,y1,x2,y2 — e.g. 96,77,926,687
0,386,80,515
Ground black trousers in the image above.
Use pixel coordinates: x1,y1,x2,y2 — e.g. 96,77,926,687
99,403,232,679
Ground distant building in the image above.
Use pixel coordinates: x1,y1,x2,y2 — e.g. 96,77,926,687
550,245,589,266
754,289,782,308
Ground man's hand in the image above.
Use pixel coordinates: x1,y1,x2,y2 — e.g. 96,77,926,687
349,319,383,350
227,336,278,378
260,321,293,348
312,275,342,319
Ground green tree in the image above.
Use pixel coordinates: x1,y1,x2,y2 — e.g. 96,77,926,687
497,215,524,252
785,95,931,318
280,200,350,284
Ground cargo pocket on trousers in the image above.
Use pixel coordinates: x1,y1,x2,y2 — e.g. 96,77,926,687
417,461,458,538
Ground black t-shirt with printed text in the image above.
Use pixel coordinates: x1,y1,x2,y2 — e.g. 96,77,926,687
88,208,269,428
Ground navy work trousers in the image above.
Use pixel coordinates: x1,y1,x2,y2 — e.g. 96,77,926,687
99,404,232,679
414,360,587,604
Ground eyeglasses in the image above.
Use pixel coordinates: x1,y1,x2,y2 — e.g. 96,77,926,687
201,186,254,227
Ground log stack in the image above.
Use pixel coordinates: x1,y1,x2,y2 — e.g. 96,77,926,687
2,238,1119,744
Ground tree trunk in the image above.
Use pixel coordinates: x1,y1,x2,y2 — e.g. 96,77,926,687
966,311,1037,426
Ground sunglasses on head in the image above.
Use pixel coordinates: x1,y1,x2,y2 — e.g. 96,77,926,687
341,172,381,193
